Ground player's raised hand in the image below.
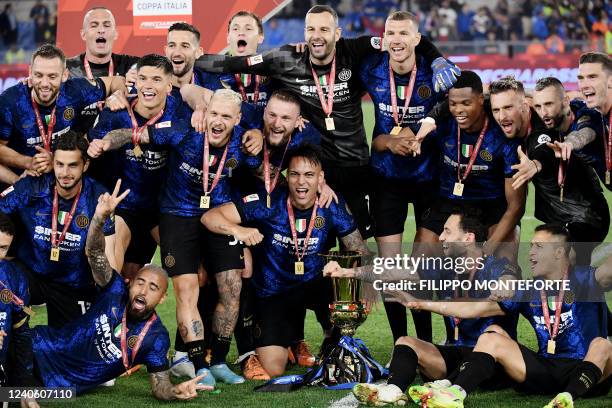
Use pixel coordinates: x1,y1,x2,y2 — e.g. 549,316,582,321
0,329,6,350
242,129,263,155
95,179,130,219
511,146,538,190
32,145,53,174
291,42,307,53
431,57,461,93
87,138,111,158
296,115,309,132
546,141,573,161
415,118,437,142
318,181,339,208
172,374,214,399
125,66,138,88
233,226,263,246
20,397,40,408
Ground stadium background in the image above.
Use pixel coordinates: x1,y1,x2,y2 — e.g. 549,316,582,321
0,0,610,406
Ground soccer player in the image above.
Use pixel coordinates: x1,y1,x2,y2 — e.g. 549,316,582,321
358,10,447,346
202,144,368,377
66,7,139,131
402,224,612,408
94,89,261,387
87,54,192,278
577,52,612,191
493,77,610,265
0,214,39,403
0,44,126,180
194,4,459,243
533,77,603,172
324,209,520,406
0,131,116,328
31,181,211,399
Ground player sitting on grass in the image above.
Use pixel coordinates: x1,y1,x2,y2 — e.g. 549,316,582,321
399,224,612,408
29,180,212,400
324,209,520,406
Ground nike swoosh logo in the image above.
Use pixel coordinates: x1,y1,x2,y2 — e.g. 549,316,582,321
35,211,50,217
365,225,371,231
375,87,386,92
295,78,309,83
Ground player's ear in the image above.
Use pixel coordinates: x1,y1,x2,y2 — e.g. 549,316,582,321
413,31,422,46
258,33,264,45
62,68,69,82
335,26,341,41
80,28,86,41
196,46,204,59
158,292,168,305
294,115,302,130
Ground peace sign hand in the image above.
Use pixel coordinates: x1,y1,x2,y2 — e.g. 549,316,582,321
95,179,130,219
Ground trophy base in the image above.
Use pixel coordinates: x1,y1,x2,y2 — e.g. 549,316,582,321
330,302,368,338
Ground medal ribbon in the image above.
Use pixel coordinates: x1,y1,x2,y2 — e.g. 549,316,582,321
126,98,165,148
539,268,568,344
120,306,157,371
30,95,56,152
456,117,488,183
51,185,82,250
310,56,336,119
234,73,260,104
84,58,114,111
202,134,229,196
286,196,318,262
388,59,417,127
263,137,291,196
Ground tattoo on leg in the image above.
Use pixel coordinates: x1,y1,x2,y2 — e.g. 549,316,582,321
192,320,203,337
178,322,188,339
213,270,242,337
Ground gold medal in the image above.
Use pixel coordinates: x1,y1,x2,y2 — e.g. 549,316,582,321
50,247,60,262
390,126,402,136
200,195,210,209
294,261,305,275
266,194,271,208
454,325,459,341
325,117,335,131
559,186,564,202
133,144,143,157
606,170,610,185
547,339,556,354
453,182,464,197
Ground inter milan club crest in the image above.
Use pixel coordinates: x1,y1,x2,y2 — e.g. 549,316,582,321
226,157,238,169
480,150,493,162
338,68,352,81
314,216,325,229
75,215,89,228
164,254,176,268
63,107,75,121
0,288,12,304
295,219,306,233
417,85,431,99
461,144,473,158
563,290,575,305
127,335,139,349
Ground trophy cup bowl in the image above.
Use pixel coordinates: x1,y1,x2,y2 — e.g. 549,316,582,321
321,250,368,337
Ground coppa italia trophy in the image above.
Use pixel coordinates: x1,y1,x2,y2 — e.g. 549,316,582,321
255,251,387,392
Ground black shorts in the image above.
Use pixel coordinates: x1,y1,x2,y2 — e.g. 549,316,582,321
253,278,333,348
159,213,244,277
116,207,158,266
518,344,612,396
421,197,508,236
324,165,374,239
372,179,438,236
23,266,96,329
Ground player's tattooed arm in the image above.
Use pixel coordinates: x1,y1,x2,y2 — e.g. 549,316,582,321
333,230,379,282
87,180,130,286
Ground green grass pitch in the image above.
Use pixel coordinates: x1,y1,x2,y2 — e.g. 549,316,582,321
27,102,611,407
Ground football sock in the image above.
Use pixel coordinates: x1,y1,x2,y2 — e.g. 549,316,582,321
565,361,602,399
411,310,432,342
453,351,496,393
388,344,419,391
383,301,408,342
174,329,186,353
210,333,232,366
235,278,255,356
186,340,207,371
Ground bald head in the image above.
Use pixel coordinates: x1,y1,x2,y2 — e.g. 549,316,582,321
81,7,118,59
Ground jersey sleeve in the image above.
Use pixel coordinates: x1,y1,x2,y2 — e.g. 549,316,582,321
426,100,451,122
573,104,603,134
415,36,444,63
502,138,520,177
148,120,191,147
234,192,270,223
497,299,521,315
103,213,115,236
0,176,34,214
331,195,358,238
88,108,118,141
69,77,107,107
194,46,292,76
0,88,15,141
296,123,322,146
142,328,170,373
342,36,383,62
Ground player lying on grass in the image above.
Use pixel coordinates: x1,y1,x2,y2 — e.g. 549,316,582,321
395,224,612,408
324,209,520,406
28,180,212,400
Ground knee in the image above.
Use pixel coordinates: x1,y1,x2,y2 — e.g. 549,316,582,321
482,324,509,338
217,270,242,301
173,278,200,305
587,337,612,360
266,364,286,378
474,331,508,355
395,335,417,348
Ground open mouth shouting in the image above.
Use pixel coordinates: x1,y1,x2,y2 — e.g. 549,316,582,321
295,187,309,200
500,120,514,135
236,39,248,54
309,39,326,54
389,44,406,58
140,90,157,102
132,295,147,312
